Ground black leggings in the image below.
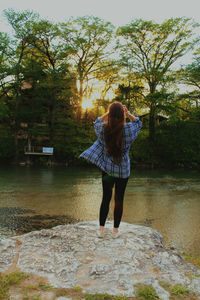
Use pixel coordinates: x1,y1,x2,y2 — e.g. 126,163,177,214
99,171,129,228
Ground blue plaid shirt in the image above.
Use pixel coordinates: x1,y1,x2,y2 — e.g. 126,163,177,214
80,117,142,178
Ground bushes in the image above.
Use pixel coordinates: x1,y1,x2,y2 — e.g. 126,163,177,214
1,118,200,169
154,120,200,168
129,120,200,168
130,129,157,166
0,128,14,161
53,120,95,165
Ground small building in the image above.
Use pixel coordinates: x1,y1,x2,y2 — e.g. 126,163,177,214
138,113,168,125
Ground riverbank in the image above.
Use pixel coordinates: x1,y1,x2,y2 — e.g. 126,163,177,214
1,158,200,170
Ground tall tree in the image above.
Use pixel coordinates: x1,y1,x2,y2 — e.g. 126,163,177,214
0,32,11,97
3,9,40,161
179,56,200,107
0,32,11,135
60,16,114,109
24,18,75,143
4,9,76,157
117,18,196,140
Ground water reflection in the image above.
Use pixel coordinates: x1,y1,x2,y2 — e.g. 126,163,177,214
0,166,199,254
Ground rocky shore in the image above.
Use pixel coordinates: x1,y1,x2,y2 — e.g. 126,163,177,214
0,221,200,299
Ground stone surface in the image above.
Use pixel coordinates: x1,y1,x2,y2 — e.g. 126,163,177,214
0,221,200,300
0,238,16,271
56,297,72,300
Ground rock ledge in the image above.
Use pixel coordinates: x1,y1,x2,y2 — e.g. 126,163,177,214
0,221,200,300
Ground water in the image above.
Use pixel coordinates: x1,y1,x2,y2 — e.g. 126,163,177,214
0,166,199,254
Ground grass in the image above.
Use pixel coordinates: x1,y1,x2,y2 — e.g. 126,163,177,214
159,281,199,300
134,284,159,300
37,282,52,291
0,270,131,300
183,253,200,269
170,284,190,297
0,271,28,299
1,271,200,300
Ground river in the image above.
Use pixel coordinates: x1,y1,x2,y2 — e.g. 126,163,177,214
0,165,199,255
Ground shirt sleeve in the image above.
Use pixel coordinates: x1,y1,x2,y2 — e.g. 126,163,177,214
126,117,142,143
94,117,104,138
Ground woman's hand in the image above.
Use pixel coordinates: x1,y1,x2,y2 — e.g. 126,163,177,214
123,105,136,121
123,105,128,115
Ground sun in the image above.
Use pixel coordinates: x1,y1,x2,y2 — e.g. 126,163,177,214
81,98,94,110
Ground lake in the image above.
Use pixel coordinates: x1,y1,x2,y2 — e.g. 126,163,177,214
0,165,199,255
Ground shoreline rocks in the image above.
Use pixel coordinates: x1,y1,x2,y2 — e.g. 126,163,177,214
0,221,200,299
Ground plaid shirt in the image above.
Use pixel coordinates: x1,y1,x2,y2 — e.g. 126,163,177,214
80,117,142,178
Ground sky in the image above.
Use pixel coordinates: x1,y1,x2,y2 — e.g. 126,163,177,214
1,0,200,33
0,0,199,76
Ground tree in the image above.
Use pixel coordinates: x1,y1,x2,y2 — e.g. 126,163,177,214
0,32,11,98
117,18,196,140
60,16,114,109
3,9,76,159
94,60,118,97
23,18,76,143
0,32,13,160
179,57,200,107
3,9,41,161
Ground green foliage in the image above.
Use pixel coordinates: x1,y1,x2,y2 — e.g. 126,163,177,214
170,284,190,297
115,80,145,113
117,18,194,82
4,271,27,285
117,17,196,139
72,286,82,292
84,293,129,300
155,120,200,167
0,9,200,167
183,254,200,269
0,128,14,160
60,15,114,103
135,284,159,299
130,129,156,165
179,57,200,92
53,119,95,164
0,271,28,299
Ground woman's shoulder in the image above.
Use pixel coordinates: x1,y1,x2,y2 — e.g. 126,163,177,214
125,117,141,128
94,117,104,124
124,121,133,130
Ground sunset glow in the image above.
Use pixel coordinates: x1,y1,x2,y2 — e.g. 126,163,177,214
79,79,116,111
81,98,94,110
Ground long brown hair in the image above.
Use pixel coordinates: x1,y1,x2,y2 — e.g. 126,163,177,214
104,102,125,164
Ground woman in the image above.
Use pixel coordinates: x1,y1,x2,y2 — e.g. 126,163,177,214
80,102,142,238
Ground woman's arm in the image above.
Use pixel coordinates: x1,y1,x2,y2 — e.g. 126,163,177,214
94,112,108,137
100,112,109,121
123,105,137,121
126,111,137,121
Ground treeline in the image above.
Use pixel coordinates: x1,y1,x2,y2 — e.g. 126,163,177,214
0,9,200,168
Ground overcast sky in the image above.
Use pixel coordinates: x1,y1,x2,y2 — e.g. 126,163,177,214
1,0,200,32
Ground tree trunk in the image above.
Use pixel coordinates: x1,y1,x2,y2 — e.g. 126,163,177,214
49,107,54,146
14,94,20,163
149,105,156,142
27,134,32,151
148,84,157,142
14,131,19,163
79,79,83,103
76,78,83,120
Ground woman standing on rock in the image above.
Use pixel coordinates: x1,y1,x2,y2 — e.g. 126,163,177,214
80,102,142,238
